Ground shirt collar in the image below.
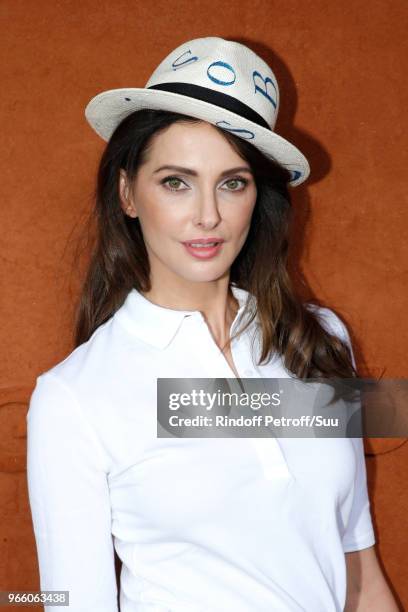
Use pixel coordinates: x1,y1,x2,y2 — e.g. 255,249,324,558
114,284,253,350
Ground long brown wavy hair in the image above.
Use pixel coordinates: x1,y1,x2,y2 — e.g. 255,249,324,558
74,108,357,379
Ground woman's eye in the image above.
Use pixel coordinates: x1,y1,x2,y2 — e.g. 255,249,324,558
161,176,186,191
224,177,248,191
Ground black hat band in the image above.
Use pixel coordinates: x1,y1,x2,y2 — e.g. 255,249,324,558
147,82,271,132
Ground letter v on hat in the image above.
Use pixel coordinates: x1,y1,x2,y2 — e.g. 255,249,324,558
84,36,310,188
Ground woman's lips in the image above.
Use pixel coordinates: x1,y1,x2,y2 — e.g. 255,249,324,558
182,241,224,260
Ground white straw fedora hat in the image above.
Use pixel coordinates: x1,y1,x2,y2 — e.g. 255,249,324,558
84,36,310,188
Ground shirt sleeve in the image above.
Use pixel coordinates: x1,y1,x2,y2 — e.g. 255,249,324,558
342,436,376,552
26,372,119,611
313,306,377,552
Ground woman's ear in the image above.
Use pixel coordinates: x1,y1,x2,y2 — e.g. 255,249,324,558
119,169,138,218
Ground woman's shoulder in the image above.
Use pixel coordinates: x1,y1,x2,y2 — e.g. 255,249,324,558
304,301,352,346
38,318,111,382
35,308,137,396
28,314,131,437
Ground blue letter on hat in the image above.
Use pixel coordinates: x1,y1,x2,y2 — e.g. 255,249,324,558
252,71,278,109
172,49,199,71
207,61,236,86
216,121,255,139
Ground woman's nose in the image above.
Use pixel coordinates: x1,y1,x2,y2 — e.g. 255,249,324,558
192,190,222,228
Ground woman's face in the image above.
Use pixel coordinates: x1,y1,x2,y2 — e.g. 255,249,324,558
119,120,257,287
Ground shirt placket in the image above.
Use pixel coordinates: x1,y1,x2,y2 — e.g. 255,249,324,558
184,312,293,481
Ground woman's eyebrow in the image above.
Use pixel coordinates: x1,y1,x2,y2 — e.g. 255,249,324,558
153,165,253,177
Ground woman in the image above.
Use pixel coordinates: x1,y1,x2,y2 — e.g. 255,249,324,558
26,37,398,611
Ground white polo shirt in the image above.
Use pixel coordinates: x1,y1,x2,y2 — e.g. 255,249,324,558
26,285,376,612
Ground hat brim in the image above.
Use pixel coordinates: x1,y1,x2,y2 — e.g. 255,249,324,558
84,88,310,188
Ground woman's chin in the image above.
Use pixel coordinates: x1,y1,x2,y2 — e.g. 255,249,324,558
173,266,231,284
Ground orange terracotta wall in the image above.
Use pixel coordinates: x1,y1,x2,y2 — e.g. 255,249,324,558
0,0,407,610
